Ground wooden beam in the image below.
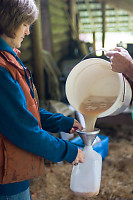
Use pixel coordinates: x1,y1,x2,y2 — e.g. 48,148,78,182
32,0,45,103
97,0,133,14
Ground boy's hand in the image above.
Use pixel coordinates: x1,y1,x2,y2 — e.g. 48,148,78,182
70,119,83,134
72,148,85,165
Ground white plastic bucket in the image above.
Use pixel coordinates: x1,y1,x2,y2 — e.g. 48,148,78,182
65,58,132,118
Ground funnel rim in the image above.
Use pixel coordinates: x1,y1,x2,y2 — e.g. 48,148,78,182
76,128,100,136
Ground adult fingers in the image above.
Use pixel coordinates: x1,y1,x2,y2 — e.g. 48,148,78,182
115,47,126,52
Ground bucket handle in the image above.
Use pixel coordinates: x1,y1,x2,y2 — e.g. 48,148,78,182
80,48,108,62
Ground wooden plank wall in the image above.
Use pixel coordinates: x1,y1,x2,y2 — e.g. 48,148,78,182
20,0,72,72
41,0,71,63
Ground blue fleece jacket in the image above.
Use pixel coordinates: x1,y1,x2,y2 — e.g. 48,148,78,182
0,37,78,195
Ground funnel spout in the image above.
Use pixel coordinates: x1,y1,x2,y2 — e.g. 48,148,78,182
77,128,100,146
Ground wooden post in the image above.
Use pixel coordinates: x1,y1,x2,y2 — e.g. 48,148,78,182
32,0,45,104
102,1,106,55
76,12,79,40
69,0,77,40
41,0,53,53
92,32,96,52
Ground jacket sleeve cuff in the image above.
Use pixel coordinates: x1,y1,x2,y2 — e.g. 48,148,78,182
61,116,74,133
63,141,78,163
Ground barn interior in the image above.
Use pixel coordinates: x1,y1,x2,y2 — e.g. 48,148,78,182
18,0,133,199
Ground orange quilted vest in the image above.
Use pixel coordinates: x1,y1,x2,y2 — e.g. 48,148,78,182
0,50,45,184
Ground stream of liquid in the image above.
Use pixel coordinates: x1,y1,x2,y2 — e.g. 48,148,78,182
79,96,117,131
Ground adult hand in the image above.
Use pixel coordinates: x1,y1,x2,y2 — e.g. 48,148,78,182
106,47,133,81
72,148,85,165
70,119,83,134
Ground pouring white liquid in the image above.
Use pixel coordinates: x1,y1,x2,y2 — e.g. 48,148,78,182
79,96,117,132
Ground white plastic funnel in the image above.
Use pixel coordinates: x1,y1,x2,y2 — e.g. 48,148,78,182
65,58,132,117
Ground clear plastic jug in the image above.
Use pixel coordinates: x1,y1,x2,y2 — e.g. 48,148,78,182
70,129,102,198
